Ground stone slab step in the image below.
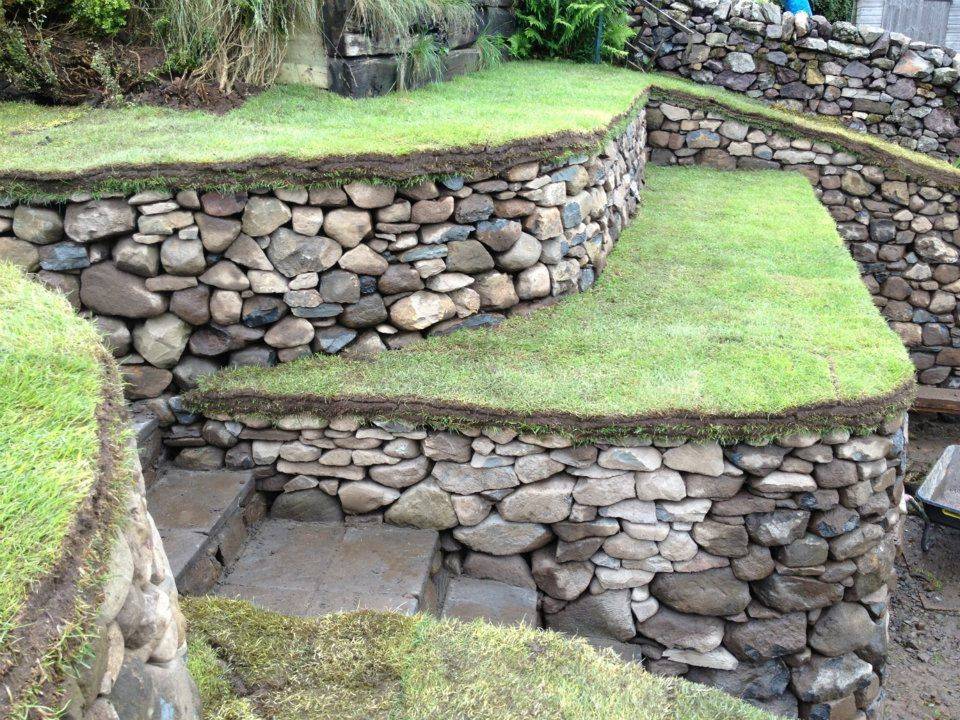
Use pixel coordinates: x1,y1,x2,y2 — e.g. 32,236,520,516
147,468,259,593
914,386,960,414
441,576,540,628
213,519,441,618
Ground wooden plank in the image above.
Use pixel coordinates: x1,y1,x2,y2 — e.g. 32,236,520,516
913,386,960,414
857,0,884,26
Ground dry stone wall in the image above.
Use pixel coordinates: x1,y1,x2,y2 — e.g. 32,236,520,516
174,411,907,719
646,99,960,389
631,0,960,158
68,448,199,720
0,112,645,403
322,0,515,96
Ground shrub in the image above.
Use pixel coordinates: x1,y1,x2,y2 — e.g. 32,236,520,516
71,0,130,35
2,0,130,34
509,0,635,62
814,0,855,23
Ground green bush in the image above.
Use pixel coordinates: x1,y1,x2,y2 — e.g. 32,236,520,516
509,0,635,63
71,0,130,34
2,0,130,34
814,0,855,23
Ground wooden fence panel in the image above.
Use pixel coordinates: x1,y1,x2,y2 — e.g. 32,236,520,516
878,0,951,46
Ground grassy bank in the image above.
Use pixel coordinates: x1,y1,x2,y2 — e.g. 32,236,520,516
184,597,776,720
0,263,105,643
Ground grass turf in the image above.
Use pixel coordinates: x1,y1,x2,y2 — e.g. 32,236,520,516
193,166,914,438
2,63,959,198
0,264,105,645
0,62,647,176
184,597,777,720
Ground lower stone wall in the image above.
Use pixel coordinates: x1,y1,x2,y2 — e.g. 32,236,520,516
176,411,906,718
645,99,960,390
0,113,645,402
69,447,199,720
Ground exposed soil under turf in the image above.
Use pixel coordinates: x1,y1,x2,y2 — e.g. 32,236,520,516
887,417,960,720
190,380,915,441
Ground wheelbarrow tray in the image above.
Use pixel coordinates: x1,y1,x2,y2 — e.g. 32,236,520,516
917,444,960,532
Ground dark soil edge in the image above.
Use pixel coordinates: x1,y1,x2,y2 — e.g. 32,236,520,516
650,86,960,190
191,379,916,442
0,356,129,716
0,100,647,197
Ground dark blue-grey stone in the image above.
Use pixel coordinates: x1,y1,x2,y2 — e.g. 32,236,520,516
41,242,89,271
400,246,448,262
242,299,285,327
168,395,199,424
550,166,579,183
580,268,596,291
359,275,378,294
440,176,465,191
562,202,583,229
291,303,342,318
428,313,505,336
314,326,357,354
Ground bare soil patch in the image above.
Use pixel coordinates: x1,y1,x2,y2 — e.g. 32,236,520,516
886,417,960,720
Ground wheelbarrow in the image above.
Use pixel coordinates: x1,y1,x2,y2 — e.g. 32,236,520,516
915,445,960,552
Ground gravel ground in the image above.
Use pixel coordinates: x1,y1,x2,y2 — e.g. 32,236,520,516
885,416,960,720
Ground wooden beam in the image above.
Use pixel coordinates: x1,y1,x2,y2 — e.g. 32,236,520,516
913,387,960,414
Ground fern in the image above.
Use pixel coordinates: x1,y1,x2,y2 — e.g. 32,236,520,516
510,0,634,62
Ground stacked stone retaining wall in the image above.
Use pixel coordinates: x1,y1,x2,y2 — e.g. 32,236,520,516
645,99,960,390
65,447,199,720
0,112,645,402
321,0,515,96
631,0,960,158
173,411,906,719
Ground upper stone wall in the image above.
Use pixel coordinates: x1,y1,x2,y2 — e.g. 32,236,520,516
317,0,515,96
630,0,960,159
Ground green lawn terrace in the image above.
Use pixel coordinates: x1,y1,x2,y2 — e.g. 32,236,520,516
0,63,650,197
3,62,960,198
194,166,915,441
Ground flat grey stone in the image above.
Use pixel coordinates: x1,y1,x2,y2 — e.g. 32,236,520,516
442,576,539,627
215,520,440,617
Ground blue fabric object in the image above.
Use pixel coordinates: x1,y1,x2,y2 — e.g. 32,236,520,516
784,0,813,13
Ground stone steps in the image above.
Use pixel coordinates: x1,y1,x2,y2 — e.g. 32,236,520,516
146,467,262,594
213,519,442,617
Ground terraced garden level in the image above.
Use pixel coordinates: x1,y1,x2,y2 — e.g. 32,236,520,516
184,598,777,720
196,167,914,438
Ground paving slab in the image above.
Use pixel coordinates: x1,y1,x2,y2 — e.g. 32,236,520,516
148,469,254,535
147,468,255,592
441,576,540,627
214,519,440,618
